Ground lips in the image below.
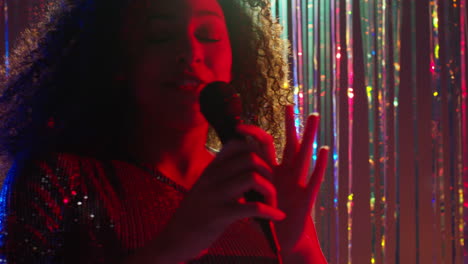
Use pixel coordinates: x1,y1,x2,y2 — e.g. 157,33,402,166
164,76,206,92
175,79,204,91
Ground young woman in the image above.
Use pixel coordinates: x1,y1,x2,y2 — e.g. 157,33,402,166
0,0,329,263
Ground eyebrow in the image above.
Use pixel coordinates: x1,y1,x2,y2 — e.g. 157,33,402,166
194,10,223,19
148,10,223,21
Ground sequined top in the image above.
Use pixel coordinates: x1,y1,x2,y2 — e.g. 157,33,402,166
0,152,279,263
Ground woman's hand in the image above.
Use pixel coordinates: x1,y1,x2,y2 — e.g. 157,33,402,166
236,105,329,255
150,140,286,263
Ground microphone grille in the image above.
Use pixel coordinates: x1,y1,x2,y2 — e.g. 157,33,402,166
199,81,244,144
199,81,243,123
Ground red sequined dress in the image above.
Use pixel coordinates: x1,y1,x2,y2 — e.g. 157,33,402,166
0,152,279,263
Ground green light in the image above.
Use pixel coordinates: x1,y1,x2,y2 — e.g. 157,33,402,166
433,16,439,28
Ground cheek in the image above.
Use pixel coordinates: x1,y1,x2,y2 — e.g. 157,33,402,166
207,43,232,82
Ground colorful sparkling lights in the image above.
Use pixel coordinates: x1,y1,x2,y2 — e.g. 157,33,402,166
271,0,467,263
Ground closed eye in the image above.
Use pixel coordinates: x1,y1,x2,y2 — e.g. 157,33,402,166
196,35,221,43
195,23,224,43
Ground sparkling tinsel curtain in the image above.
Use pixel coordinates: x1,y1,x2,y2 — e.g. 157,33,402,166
1,0,467,263
271,0,467,263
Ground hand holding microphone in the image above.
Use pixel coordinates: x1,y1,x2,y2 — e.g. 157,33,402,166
200,81,330,262
199,81,283,258
136,82,285,264
146,81,329,264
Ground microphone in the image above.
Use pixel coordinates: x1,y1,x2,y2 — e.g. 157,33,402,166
199,81,282,259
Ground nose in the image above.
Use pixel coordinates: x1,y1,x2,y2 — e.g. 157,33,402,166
175,36,203,67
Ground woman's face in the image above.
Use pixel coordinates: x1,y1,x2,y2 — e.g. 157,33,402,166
122,0,232,130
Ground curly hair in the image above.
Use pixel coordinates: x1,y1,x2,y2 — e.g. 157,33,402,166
0,0,293,164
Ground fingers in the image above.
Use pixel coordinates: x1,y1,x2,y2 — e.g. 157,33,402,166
283,105,299,165
221,172,277,207
228,202,286,222
221,151,273,182
211,173,285,225
306,146,329,208
199,140,251,185
209,201,285,236
236,124,278,167
208,149,281,220
207,147,276,203
215,139,256,163
295,113,320,186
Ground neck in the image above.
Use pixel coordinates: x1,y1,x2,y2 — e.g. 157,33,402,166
126,117,215,189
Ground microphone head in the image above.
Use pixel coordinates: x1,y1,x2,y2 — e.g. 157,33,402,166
199,81,244,144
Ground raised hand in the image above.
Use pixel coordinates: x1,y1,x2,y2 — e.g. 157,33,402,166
236,105,329,255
